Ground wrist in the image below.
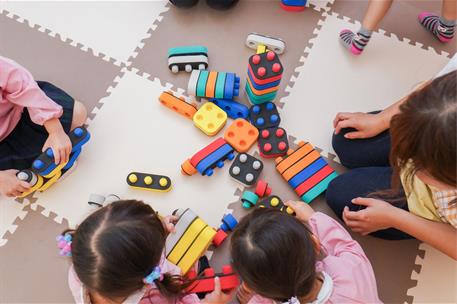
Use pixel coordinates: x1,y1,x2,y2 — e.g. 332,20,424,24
387,206,407,230
375,112,390,131
44,118,64,134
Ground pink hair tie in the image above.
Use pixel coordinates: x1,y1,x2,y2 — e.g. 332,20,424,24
56,233,72,257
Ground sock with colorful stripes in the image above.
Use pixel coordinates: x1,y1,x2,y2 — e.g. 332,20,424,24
419,12,456,43
339,27,372,55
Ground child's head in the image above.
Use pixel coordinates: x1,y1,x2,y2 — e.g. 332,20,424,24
390,70,456,190
62,200,184,301
230,208,318,302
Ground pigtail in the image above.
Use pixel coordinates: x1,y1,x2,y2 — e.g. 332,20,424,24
143,272,193,301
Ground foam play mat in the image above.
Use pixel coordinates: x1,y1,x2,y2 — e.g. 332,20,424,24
0,1,456,303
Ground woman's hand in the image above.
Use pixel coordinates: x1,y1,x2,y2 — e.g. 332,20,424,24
162,215,178,233
342,197,396,235
202,276,235,304
0,170,31,197
284,200,315,223
333,112,388,139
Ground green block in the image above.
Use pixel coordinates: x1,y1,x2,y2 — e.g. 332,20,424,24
300,172,338,203
196,71,209,97
168,45,208,57
215,72,227,99
245,83,277,104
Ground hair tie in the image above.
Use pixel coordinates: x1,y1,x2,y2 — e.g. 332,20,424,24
143,266,164,285
56,233,72,257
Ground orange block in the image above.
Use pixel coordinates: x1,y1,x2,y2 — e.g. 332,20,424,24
246,76,280,95
206,71,218,98
275,141,313,174
159,91,197,120
282,150,320,181
224,119,259,153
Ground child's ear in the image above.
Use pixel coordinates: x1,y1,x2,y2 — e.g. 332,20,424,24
311,234,321,255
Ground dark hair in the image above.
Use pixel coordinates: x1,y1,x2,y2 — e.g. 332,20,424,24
62,200,187,301
230,208,317,302
390,71,456,191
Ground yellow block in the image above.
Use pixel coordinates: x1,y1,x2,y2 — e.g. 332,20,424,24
256,44,267,54
18,175,44,198
193,102,227,136
43,162,67,179
38,171,62,192
167,218,206,264
178,226,216,274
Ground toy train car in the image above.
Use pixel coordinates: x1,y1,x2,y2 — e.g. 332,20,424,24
168,46,209,73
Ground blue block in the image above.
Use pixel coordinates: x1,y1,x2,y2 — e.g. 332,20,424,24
63,148,81,170
196,144,234,176
282,0,306,6
71,127,91,151
247,69,280,90
220,213,238,232
210,98,249,119
288,158,327,189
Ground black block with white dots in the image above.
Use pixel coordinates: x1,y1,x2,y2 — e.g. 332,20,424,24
229,153,263,186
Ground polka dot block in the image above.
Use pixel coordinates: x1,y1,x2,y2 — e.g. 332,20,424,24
258,127,289,158
223,118,259,153
257,195,295,215
249,102,280,129
193,102,228,136
126,172,172,192
229,153,263,186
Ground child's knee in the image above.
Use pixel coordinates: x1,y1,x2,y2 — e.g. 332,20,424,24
71,101,87,130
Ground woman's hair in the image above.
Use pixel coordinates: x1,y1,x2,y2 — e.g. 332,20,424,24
230,208,318,302
62,200,186,301
390,70,456,191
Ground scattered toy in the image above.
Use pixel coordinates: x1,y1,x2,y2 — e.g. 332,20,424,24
220,213,238,232
254,179,272,197
193,102,227,136
258,127,289,158
88,194,120,208
241,190,259,209
210,98,249,120
168,45,208,73
280,0,307,12
212,229,228,247
188,70,240,100
249,102,280,129
159,91,197,119
186,266,239,294
223,118,259,153
258,195,295,215
126,172,172,192
16,170,44,198
229,153,263,186
246,33,286,54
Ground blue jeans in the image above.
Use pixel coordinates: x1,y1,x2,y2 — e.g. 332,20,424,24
326,125,412,240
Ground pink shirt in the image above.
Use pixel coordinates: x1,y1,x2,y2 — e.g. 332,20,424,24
68,253,200,304
248,212,381,304
0,56,62,141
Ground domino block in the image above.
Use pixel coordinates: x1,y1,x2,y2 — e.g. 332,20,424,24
166,208,216,274
223,118,259,153
255,179,272,197
16,170,44,198
220,213,238,232
280,0,306,11
258,127,289,158
209,98,249,119
249,103,280,129
126,172,172,192
181,138,235,177
246,32,286,54
229,153,263,186
168,45,208,73
188,70,240,100
258,195,295,215
186,266,239,294
247,51,283,85
159,91,198,119
241,190,259,209
275,141,338,203
193,102,227,136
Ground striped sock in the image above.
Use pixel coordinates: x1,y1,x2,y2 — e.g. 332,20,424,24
419,12,455,43
339,28,372,55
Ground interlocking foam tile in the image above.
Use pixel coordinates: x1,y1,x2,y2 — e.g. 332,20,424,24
308,0,335,12
0,205,72,303
279,12,449,158
0,1,170,64
209,137,422,303
130,0,325,106
0,197,28,247
330,0,456,57
33,69,242,228
407,243,457,303
0,11,122,119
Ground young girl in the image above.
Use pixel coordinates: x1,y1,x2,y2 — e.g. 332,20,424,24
327,66,456,258
0,55,87,197
231,202,380,304
339,0,456,55
60,199,233,304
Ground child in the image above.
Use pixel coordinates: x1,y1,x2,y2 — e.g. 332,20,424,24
169,0,239,10
231,202,380,304
340,0,456,55
0,55,87,197
60,199,233,304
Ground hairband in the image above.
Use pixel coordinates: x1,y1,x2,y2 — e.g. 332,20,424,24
56,233,72,257
143,266,164,285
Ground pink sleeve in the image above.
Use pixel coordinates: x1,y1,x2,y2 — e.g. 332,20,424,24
0,57,62,125
68,265,84,303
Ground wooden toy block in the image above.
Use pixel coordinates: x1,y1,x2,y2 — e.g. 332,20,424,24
255,179,272,197
220,213,238,232
300,172,338,203
168,218,207,264
294,165,336,196
193,102,227,136
280,0,306,12
229,153,263,186
177,226,216,274
166,209,198,255
258,195,295,215
63,148,81,171
38,170,62,192
275,141,313,174
88,194,120,208
246,76,280,95
126,172,172,192
186,266,239,294
188,70,240,99
249,103,280,130
168,45,208,73
246,33,286,54
16,170,44,198
245,84,278,105
283,150,321,182
258,127,289,158
241,190,259,209
223,118,259,153
247,51,283,85
210,98,249,120
159,91,197,119
247,71,281,90
68,127,91,151
215,72,227,99
212,229,228,247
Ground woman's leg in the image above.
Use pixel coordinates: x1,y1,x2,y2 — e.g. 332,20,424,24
326,166,412,240
169,0,199,8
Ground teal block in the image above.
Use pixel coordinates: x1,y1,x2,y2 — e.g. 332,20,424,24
215,72,227,99
168,45,208,57
246,83,277,104
300,172,338,203
196,70,209,97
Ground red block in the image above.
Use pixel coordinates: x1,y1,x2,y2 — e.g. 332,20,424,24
186,266,239,294
190,138,226,167
295,165,334,196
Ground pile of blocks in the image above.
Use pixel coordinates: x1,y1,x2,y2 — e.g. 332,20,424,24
188,70,240,100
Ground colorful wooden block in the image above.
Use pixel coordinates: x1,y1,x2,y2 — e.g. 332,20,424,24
249,102,280,129
186,266,239,294
193,102,227,136
258,127,289,158
126,172,172,192
159,91,197,119
229,153,263,186
223,118,259,153
257,195,295,215
210,98,249,120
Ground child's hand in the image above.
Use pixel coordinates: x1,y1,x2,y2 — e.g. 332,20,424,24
0,170,31,197
284,200,315,223
202,276,235,304
236,282,254,304
43,129,72,165
162,215,178,233
333,112,386,139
